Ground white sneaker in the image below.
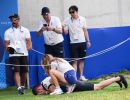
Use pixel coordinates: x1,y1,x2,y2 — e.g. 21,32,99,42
80,76,88,81
50,88,63,95
66,84,76,93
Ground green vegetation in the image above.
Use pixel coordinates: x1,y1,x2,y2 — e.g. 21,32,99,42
0,73,130,100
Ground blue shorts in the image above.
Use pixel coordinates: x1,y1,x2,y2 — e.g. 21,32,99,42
64,70,77,85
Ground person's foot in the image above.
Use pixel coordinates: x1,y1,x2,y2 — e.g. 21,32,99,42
50,88,63,95
116,81,122,89
119,75,128,88
17,86,25,95
21,86,25,93
66,84,76,93
79,76,88,81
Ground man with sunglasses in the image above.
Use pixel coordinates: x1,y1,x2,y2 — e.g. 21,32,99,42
63,5,91,81
4,14,32,95
36,7,64,58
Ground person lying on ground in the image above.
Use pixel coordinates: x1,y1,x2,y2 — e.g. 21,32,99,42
32,75,128,95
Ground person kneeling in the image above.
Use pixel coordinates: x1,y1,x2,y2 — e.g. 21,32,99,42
41,54,77,95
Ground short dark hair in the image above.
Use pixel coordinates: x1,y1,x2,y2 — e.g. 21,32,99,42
32,85,40,95
69,5,78,12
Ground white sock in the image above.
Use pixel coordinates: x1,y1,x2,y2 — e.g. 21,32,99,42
56,86,60,90
17,86,21,90
21,86,25,88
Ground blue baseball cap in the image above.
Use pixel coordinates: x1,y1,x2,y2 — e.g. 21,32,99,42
9,13,19,19
41,7,50,15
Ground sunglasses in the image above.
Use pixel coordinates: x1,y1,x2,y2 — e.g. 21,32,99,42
69,11,75,14
43,13,49,16
11,18,19,22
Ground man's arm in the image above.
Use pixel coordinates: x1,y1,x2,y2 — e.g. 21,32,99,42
26,38,32,50
62,19,69,35
48,84,55,93
46,17,62,34
83,28,91,48
36,27,47,36
62,26,69,35
46,27,62,34
4,40,10,53
37,26,62,35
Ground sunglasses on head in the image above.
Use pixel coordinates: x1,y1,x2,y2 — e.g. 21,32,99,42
69,11,75,14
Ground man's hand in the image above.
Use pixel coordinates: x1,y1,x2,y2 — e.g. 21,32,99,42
46,27,53,31
26,38,32,50
87,41,91,48
41,26,47,31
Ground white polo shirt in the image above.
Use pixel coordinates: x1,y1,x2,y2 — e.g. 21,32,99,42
38,16,64,45
41,77,51,91
51,58,74,74
4,26,31,57
63,16,87,43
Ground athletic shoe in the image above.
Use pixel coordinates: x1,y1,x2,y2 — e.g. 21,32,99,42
66,84,76,93
79,76,88,81
50,88,63,95
21,86,25,94
119,75,128,88
18,86,25,95
18,86,24,95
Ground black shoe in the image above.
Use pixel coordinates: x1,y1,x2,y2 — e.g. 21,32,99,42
119,75,128,88
21,86,25,94
116,81,122,89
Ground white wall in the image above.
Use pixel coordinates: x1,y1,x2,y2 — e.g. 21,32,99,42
18,0,130,31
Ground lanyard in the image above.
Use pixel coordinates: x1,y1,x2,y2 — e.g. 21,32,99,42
11,26,23,33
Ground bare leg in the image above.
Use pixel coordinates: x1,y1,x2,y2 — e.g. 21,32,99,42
72,61,77,71
79,60,84,77
21,72,27,87
94,76,120,90
49,69,67,87
14,72,21,87
49,69,66,95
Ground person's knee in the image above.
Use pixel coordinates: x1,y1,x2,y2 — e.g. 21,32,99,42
49,69,56,75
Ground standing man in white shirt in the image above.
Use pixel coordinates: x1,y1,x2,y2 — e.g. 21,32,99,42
36,7,64,58
4,14,32,95
63,5,91,81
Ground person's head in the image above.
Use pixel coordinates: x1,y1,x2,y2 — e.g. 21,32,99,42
32,84,56,95
69,5,79,18
32,84,47,95
9,13,20,27
41,7,51,22
41,54,54,73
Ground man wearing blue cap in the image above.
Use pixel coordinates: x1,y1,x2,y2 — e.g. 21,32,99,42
4,13,32,95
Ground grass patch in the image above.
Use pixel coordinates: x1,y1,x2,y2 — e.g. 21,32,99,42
0,73,130,100
0,85,130,100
